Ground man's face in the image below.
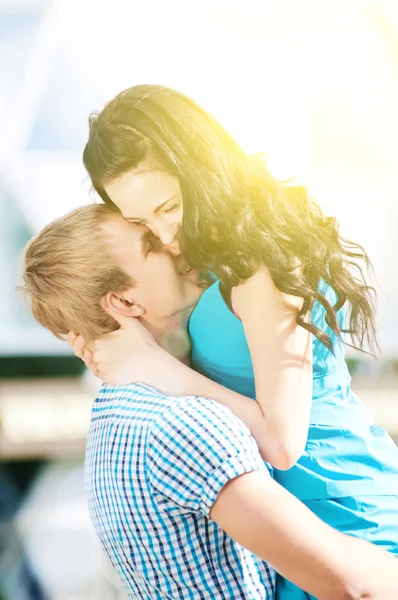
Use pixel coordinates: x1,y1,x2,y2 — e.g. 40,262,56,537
101,215,201,321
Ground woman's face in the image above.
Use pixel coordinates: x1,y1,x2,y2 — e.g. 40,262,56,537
104,170,184,257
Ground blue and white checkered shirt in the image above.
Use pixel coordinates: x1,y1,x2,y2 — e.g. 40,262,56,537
85,383,275,599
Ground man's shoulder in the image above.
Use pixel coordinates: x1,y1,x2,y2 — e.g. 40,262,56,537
97,382,169,405
92,383,224,425
96,383,240,423
92,383,253,450
90,383,167,427
148,392,255,456
145,391,268,515
148,392,248,434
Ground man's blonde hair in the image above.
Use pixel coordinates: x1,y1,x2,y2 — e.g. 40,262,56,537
21,204,134,343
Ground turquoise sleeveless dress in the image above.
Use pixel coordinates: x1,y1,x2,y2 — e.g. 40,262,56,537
188,279,398,600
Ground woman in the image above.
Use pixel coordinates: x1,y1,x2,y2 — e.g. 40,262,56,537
72,84,398,599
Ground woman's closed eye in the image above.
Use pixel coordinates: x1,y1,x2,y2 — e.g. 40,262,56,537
128,219,145,226
162,202,180,214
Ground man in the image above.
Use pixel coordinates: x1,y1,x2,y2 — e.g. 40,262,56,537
22,204,398,599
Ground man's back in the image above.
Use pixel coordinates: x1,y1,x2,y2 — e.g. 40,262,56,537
85,383,275,599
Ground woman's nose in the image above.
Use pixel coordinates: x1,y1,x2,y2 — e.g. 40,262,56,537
156,222,179,245
157,227,176,245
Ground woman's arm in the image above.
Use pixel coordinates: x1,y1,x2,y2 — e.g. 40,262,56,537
70,268,312,469
129,345,280,463
71,276,312,468
148,268,312,469
233,268,313,469
69,324,276,462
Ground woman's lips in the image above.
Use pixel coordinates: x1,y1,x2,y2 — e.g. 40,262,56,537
179,265,201,284
179,265,192,275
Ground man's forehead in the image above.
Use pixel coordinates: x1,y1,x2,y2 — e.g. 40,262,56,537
101,215,144,257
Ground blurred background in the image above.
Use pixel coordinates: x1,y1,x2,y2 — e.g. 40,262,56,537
1,0,397,598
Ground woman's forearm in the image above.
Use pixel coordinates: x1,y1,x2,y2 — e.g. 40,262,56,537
144,345,284,462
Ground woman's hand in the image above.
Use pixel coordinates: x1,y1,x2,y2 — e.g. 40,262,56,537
67,332,96,372
68,316,159,385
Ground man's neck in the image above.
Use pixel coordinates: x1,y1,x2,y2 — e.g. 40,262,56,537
139,304,196,361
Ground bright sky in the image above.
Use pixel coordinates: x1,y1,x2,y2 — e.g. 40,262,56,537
56,0,398,178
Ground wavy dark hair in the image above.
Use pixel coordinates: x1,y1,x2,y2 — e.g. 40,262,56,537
83,84,377,353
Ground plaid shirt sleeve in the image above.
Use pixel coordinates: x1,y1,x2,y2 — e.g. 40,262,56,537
147,397,270,517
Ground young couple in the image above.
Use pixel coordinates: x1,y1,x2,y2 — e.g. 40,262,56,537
22,85,398,599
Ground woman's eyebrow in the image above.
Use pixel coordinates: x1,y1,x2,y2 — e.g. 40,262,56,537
154,195,178,214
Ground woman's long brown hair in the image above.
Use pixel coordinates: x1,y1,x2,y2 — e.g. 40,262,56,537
83,84,377,353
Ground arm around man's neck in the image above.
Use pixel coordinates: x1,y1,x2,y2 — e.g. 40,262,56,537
211,470,398,600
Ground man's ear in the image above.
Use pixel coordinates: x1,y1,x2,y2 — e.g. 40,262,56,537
101,291,145,321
